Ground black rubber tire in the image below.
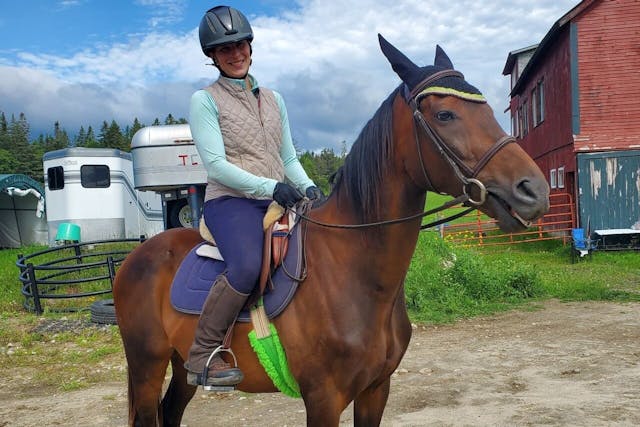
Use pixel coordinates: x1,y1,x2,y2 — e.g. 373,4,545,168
90,299,117,325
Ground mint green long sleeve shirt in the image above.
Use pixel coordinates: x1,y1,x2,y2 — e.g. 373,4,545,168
189,75,314,199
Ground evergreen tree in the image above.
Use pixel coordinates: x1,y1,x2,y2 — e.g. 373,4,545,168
102,120,128,151
165,114,176,125
130,117,144,138
27,136,46,182
75,126,87,146
0,148,19,174
85,126,98,147
152,117,161,126
316,148,342,180
299,151,323,192
0,112,7,150
8,113,32,176
0,112,7,133
52,121,70,150
98,121,109,148
125,117,144,143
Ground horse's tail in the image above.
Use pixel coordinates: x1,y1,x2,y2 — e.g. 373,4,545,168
126,368,136,426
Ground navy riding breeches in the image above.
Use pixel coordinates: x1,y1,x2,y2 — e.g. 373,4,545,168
203,196,272,294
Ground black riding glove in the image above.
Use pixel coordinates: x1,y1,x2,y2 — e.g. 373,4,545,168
305,185,325,201
273,182,303,208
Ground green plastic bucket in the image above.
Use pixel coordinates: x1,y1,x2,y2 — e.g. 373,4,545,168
55,223,81,242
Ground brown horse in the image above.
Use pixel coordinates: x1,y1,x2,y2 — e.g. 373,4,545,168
113,35,549,426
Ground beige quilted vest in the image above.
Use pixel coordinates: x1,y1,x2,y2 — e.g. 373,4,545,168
204,78,284,200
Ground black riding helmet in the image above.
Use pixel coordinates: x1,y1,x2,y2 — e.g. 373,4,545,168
199,6,253,56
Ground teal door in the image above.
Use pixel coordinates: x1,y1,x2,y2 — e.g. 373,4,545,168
576,150,640,231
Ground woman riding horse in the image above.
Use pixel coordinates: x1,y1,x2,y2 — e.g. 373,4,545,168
185,5,324,388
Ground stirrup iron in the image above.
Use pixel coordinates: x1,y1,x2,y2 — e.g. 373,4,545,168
201,345,240,392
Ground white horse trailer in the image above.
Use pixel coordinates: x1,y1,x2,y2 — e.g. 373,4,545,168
43,147,164,244
130,124,207,229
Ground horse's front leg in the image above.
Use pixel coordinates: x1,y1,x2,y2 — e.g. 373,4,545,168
302,385,351,427
353,377,391,427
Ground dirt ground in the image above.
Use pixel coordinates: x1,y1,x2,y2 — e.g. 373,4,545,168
2,300,640,427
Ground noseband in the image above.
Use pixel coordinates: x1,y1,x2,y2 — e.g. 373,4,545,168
404,69,516,206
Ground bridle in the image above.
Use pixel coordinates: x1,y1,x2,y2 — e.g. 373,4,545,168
293,69,516,230
405,69,515,206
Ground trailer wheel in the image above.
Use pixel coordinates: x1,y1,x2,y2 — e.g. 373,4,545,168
168,199,192,228
90,299,117,325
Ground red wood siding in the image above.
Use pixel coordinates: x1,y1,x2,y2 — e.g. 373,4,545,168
510,30,576,195
519,30,574,164
574,0,640,151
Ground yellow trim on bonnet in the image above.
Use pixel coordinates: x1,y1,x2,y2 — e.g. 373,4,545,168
418,86,486,103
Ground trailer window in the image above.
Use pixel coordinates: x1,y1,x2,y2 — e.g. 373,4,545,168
81,165,110,188
47,166,64,190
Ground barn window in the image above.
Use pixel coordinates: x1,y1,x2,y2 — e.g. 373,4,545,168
557,166,565,189
532,79,545,126
550,168,557,189
532,87,537,126
81,165,110,188
47,166,64,191
521,99,529,136
517,101,529,138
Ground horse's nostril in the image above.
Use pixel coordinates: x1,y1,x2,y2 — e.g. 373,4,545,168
516,179,539,201
516,179,536,199
514,177,551,215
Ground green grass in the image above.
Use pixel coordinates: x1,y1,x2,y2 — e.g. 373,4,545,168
0,245,40,312
405,232,640,323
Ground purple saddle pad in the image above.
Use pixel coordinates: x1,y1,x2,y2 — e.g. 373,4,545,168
170,225,303,322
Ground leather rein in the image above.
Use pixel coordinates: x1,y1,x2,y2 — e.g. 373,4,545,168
294,69,516,230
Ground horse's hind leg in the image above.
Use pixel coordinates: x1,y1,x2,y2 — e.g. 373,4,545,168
127,348,172,426
161,351,197,427
353,377,391,427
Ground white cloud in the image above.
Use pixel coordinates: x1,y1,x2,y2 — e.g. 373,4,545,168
58,0,85,8
1,0,579,150
135,0,188,27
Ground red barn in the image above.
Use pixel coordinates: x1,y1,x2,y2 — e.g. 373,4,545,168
503,0,640,237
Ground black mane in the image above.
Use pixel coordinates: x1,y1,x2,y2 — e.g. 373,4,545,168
332,86,401,221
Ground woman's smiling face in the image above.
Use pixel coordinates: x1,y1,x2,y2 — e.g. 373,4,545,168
211,40,251,78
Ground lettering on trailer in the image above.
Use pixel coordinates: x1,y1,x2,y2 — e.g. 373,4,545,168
177,154,200,166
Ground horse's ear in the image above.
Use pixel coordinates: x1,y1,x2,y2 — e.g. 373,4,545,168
434,45,454,69
378,34,420,85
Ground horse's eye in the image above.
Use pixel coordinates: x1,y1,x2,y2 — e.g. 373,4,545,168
436,111,456,122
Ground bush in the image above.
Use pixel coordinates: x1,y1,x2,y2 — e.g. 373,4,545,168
405,232,543,323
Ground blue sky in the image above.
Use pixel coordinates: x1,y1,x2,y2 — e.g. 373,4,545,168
0,0,579,152
1,1,291,55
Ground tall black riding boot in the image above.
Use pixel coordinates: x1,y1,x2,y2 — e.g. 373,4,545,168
184,275,249,387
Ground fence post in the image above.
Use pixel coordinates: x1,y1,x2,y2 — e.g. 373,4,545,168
107,256,116,290
537,218,543,238
74,243,82,265
476,210,484,246
27,264,43,315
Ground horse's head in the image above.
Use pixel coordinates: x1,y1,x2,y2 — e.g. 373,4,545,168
378,35,549,232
